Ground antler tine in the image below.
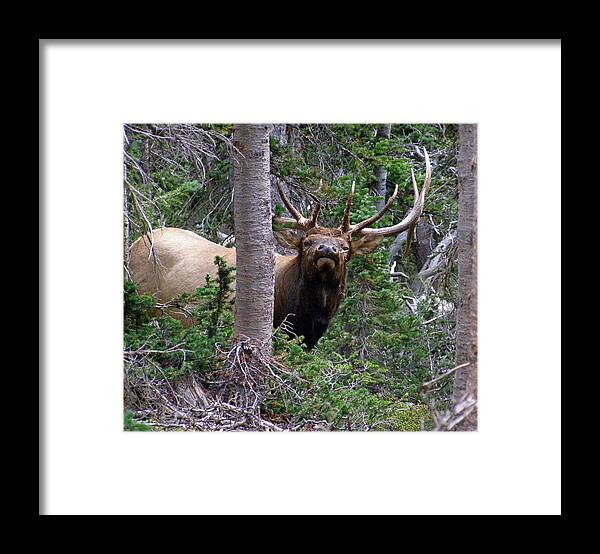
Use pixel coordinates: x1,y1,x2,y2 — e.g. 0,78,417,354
303,178,324,227
275,181,320,230
410,169,419,205
309,202,321,227
420,147,432,202
349,183,399,235
356,147,432,238
276,181,307,223
340,180,355,232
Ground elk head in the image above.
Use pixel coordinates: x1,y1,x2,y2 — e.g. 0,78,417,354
271,148,431,348
273,148,432,273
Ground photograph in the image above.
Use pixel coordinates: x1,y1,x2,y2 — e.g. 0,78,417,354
123,123,477,432
41,39,561,516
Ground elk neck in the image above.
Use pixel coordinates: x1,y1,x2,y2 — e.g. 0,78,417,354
274,254,347,349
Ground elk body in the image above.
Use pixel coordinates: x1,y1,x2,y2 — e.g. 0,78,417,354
129,150,431,349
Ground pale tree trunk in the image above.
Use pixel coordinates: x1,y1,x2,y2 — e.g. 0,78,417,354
373,124,391,211
123,127,132,279
232,124,275,353
452,124,478,430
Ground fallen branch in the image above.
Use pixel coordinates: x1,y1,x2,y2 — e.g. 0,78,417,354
421,362,470,392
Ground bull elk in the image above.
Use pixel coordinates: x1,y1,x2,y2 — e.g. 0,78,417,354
129,149,431,349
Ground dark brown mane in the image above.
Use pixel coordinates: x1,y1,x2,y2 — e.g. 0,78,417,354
274,254,347,349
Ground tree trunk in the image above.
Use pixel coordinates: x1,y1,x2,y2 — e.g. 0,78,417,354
415,216,439,269
373,124,391,211
232,124,275,353
123,127,132,278
452,124,478,430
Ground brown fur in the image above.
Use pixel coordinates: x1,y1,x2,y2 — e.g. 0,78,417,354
273,228,350,348
130,226,383,348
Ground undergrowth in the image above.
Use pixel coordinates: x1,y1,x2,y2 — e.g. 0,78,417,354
124,256,440,431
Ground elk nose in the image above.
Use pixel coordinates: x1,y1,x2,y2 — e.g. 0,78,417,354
317,244,337,255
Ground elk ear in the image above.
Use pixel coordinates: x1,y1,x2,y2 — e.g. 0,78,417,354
274,228,304,250
351,233,385,255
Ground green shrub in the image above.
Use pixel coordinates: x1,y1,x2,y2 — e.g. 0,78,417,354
124,256,235,381
124,410,151,431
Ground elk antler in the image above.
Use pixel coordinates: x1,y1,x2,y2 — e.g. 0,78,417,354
274,181,321,231
339,180,356,233
348,183,399,234
347,147,432,237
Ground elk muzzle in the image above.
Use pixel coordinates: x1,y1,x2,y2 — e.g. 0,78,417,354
315,243,339,271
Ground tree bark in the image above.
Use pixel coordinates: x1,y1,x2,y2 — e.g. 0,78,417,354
452,124,478,430
415,216,439,269
373,124,391,212
123,127,132,277
232,124,275,352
